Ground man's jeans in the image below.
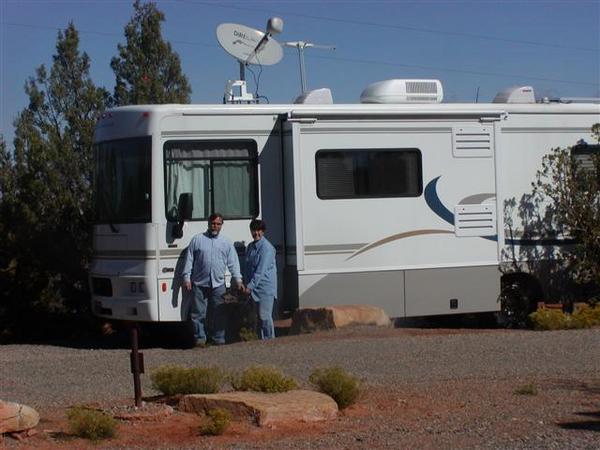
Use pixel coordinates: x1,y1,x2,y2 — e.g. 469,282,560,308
191,284,226,345
256,296,275,340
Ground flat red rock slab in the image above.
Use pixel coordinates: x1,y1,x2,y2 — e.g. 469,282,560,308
179,390,338,427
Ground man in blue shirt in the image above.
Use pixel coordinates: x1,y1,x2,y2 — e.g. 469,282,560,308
243,219,277,340
183,213,242,346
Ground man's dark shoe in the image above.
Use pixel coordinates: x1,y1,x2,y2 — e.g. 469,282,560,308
194,341,208,348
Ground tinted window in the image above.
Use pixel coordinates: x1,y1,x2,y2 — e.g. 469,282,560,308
94,136,152,224
316,149,422,199
571,143,600,172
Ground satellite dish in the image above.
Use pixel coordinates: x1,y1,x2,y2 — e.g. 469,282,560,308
216,23,283,66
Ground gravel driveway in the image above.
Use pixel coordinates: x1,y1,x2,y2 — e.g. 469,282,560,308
1,327,598,408
1,326,599,449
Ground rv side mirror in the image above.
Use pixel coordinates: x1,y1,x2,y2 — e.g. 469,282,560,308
172,193,193,239
178,193,193,221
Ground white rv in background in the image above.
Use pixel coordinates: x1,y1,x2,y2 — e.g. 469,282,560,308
89,81,600,323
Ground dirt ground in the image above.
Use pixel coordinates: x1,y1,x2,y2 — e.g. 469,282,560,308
4,379,599,449
2,326,599,449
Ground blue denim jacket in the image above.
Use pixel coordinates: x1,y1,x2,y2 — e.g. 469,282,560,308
244,237,277,301
182,231,241,287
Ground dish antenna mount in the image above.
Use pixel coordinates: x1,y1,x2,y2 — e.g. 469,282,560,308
216,18,284,103
284,41,335,94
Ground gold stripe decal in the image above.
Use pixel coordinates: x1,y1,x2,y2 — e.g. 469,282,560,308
346,229,454,261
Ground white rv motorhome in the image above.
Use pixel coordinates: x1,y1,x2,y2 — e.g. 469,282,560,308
90,82,600,323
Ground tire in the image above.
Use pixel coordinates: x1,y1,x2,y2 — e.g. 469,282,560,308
500,273,543,328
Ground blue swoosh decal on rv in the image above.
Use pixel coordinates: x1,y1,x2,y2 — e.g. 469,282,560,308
425,176,497,242
424,176,454,226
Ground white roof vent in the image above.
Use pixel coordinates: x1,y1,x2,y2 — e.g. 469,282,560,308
493,86,535,103
294,88,333,104
360,79,443,104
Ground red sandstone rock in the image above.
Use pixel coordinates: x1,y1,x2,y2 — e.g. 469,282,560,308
179,390,338,427
290,305,391,334
0,400,39,434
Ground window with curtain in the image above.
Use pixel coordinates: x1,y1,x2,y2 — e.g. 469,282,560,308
316,149,422,199
164,140,258,220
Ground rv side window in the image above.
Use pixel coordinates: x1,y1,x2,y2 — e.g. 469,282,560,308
571,143,600,172
316,149,422,199
164,140,259,220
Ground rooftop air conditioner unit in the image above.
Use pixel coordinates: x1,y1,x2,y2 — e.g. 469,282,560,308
360,79,443,104
493,86,536,104
294,88,333,104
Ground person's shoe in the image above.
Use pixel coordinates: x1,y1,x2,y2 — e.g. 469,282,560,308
194,341,208,348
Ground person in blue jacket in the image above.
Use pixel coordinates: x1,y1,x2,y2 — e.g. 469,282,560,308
243,219,277,340
182,213,242,346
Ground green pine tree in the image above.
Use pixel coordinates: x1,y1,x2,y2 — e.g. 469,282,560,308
0,23,109,340
111,0,191,105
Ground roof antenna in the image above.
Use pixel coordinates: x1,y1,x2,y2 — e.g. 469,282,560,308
284,41,335,95
475,86,480,103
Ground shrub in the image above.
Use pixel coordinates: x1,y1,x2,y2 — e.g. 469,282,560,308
67,406,117,441
239,327,258,342
514,383,538,396
309,366,360,409
199,408,231,436
529,309,574,330
529,305,600,330
572,304,600,328
231,366,298,393
151,365,225,395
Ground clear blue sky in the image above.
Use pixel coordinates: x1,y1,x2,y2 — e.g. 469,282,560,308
1,0,599,144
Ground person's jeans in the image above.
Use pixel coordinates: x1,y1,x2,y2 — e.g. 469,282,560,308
191,284,226,344
256,296,275,340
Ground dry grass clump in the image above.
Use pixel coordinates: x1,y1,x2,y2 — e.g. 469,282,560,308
151,365,226,395
529,304,600,330
67,406,117,441
238,327,258,341
514,383,538,396
199,408,231,436
231,365,298,393
309,366,360,409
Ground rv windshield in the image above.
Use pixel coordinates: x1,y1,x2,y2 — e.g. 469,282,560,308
94,136,152,224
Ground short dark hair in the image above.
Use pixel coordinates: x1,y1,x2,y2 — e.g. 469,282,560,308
209,212,224,223
249,219,266,231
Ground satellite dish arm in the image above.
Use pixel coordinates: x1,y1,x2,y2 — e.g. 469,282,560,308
246,17,283,64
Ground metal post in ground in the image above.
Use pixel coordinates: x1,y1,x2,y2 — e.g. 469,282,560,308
129,323,144,407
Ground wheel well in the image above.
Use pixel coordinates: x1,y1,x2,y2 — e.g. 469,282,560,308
501,272,544,303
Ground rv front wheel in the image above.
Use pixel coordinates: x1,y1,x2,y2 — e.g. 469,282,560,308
499,273,543,328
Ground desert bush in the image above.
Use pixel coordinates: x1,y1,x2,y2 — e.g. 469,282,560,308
231,366,298,393
514,383,538,396
529,305,600,330
239,327,258,342
572,304,600,328
529,309,574,330
67,406,116,441
199,408,231,436
533,124,600,288
151,365,225,395
309,366,360,409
